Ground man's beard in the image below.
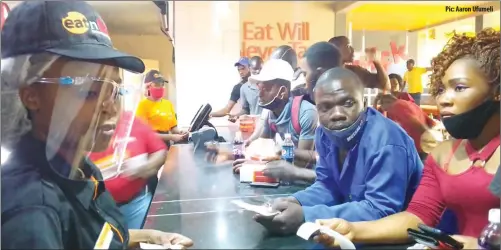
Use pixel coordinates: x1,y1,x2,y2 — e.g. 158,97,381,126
242,74,250,82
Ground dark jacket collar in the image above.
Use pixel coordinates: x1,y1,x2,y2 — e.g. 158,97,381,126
13,133,103,209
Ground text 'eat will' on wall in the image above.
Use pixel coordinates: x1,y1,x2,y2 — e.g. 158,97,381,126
241,21,310,60
238,1,335,60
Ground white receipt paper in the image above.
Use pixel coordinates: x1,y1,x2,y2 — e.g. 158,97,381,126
297,222,356,249
231,200,280,217
139,243,184,249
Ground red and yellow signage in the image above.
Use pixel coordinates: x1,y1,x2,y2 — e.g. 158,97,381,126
239,1,335,61
241,21,310,59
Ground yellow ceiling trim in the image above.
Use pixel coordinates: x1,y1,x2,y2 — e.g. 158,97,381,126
348,3,485,31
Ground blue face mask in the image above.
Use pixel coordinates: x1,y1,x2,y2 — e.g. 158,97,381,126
321,109,367,149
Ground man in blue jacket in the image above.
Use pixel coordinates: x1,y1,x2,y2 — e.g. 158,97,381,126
254,67,423,235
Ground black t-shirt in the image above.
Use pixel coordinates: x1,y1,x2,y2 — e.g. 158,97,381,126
230,82,244,103
2,134,129,249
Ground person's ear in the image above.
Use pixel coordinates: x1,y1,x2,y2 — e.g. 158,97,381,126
279,87,287,99
19,86,41,113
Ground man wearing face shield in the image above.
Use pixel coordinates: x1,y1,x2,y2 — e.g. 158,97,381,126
1,2,192,249
254,68,423,236
228,56,264,122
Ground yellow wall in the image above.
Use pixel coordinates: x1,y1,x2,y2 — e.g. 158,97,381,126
239,2,335,60
484,10,500,30
348,3,498,31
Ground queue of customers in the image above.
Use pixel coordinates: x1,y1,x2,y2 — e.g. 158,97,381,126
1,1,500,249
207,29,501,248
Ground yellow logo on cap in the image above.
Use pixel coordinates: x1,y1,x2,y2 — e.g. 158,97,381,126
62,12,89,34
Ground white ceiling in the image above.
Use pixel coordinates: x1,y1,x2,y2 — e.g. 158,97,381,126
4,1,162,35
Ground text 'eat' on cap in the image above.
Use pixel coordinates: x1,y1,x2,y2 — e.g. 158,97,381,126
1,1,145,73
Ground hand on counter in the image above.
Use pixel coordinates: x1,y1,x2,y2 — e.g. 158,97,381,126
205,143,234,165
228,114,239,123
313,218,355,248
253,197,304,236
232,158,245,173
263,160,299,181
129,229,194,249
171,133,189,143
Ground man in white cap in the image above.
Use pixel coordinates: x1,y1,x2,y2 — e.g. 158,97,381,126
233,59,318,172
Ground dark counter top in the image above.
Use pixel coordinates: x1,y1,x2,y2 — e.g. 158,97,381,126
144,143,311,249
145,128,413,249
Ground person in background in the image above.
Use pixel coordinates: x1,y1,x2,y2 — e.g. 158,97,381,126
245,59,317,169
316,28,500,249
374,74,437,161
89,112,167,229
228,56,263,122
207,59,318,172
403,59,432,105
136,70,188,145
388,73,414,102
210,57,250,118
1,1,193,249
328,36,390,91
262,42,354,183
249,56,263,75
253,68,423,236
246,46,302,146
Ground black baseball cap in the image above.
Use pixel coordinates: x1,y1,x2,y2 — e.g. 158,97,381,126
144,70,167,84
1,1,145,73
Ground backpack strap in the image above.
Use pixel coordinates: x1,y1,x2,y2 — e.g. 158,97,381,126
291,95,303,135
269,96,303,135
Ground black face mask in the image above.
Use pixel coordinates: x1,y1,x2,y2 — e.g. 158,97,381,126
442,100,500,139
259,86,288,110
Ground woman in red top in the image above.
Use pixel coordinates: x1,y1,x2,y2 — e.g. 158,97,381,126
89,112,167,229
315,28,500,249
375,74,437,160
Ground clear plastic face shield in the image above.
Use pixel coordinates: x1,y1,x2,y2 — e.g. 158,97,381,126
94,74,145,180
1,54,143,180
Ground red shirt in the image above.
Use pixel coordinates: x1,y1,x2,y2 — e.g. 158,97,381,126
407,156,500,237
89,113,166,203
385,100,435,153
395,92,415,103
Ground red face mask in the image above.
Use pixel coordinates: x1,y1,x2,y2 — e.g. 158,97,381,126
149,87,165,100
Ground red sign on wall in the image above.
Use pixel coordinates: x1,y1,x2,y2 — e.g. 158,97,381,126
352,41,408,72
1,2,10,30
